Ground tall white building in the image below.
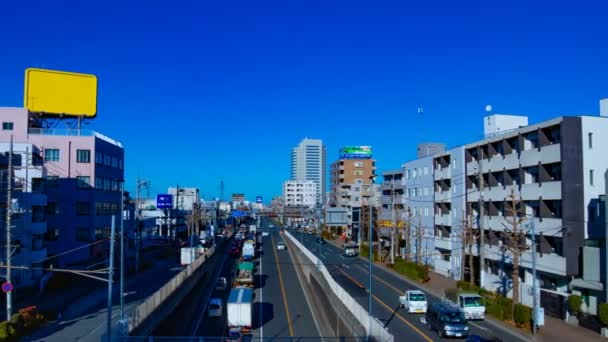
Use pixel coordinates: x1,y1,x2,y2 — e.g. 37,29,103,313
291,138,326,206
283,180,317,208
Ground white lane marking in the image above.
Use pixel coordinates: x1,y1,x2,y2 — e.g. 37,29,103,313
469,321,489,331
341,264,350,269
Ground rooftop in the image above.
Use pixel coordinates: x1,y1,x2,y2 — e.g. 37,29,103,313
27,128,123,147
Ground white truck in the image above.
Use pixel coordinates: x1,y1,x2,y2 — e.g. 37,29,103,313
241,242,255,261
456,292,486,320
227,287,253,340
180,247,198,266
249,224,257,234
399,290,428,313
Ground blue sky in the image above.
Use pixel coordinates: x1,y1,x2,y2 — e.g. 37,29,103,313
1,0,607,202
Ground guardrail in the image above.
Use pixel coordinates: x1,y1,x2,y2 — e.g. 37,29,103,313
284,230,394,342
127,245,216,334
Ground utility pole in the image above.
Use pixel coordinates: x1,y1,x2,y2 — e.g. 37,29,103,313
107,215,116,342
119,181,125,333
5,135,13,321
135,178,150,273
478,150,485,287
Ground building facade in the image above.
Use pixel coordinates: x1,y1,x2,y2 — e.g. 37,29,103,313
283,180,317,208
291,138,326,206
0,107,125,267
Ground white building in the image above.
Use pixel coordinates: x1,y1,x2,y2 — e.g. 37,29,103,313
169,187,200,211
291,138,326,206
283,180,317,208
0,143,48,288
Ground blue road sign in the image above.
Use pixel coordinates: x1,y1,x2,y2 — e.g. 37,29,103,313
232,210,246,217
256,196,263,203
157,194,173,209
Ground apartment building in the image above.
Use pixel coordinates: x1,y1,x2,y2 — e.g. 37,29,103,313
0,107,125,267
291,138,326,206
463,114,608,317
0,143,48,288
433,146,467,280
283,180,317,208
379,170,404,238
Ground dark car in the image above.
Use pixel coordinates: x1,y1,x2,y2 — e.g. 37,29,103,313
466,335,502,342
425,302,470,338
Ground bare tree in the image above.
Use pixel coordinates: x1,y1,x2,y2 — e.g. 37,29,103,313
415,215,424,264
461,211,477,285
402,208,413,261
501,189,529,305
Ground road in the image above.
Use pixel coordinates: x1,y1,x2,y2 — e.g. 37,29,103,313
292,230,528,342
194,217,321,340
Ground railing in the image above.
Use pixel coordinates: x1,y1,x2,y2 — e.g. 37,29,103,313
28,128,95,136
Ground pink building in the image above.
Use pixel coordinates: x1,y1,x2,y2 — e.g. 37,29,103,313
0,107,124,267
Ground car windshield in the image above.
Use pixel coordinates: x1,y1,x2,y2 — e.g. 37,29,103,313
464,297,484,307
441,311,466,323
209,304,220,310
409,293,426,301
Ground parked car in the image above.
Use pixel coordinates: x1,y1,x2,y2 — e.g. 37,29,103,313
208,298,222,317
277,242,286,250
215,277,228,291
425,302,469,338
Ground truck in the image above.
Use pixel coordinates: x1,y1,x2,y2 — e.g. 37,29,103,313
249,224,257,234
235,262,254,287
455,292,486,320
180,247,198,266
241,241,255,261
227,287,253,340
399,290,428,313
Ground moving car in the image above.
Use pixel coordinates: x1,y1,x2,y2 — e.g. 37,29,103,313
277,242,286,250
399,290,428,313
315,237,326,244
215,277,228,291
262,232,269,237
208,298,222,317
457,293,486,320
425,302,470,338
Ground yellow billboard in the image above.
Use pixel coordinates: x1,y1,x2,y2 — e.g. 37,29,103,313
24,68,98,117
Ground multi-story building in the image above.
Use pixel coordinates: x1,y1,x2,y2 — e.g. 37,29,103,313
0,143,48,288
283,180,316,208
330,153,378,236
291,138,326,206
432,146,466,280
402,143,445,265
463,113,608,318
379,170,404,239
0,107,125,267
169,187,200,211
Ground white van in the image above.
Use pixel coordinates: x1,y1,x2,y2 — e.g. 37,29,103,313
399,290,428,313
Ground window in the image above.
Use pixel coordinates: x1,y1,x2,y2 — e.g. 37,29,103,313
424,207,429,216
354,162,363,167
95,152,103,164
44,149,60,162
119,159,123,169
589,133,593,149
76,202,90,216
111,179,119,192
354,170,363,176
46,176,59,188
45,227,60,241
111,157,118,168
95,177,103,190
2,122,14,131
103,179,111,191
76,228,90,242
77,176,91,189
412,169,417,178
104,155,111,166
590,170,594,186
406,170,411,179
424,167,428,175
76,149,91,163
46,202,58,215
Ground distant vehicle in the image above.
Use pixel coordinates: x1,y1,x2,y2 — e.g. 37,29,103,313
215,277,228,291
249,225,257,234
241,242,255,261
315,237,326,244
269,224,274,228
235,262,255,287
208,298,222,317
227,287,253,339
262,232,269,237
425,302,469,338
456,293,486,320
180,247,198,266
399,290,428,313
277,242,286,250
343,242,358,257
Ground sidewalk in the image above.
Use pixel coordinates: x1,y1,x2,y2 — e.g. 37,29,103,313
328,238,605,342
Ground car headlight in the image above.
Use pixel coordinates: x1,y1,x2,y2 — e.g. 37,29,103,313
444,326,454,331
464,326,469,331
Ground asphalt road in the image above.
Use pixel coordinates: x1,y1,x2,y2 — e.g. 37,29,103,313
293,231,528,342
195,217,320,340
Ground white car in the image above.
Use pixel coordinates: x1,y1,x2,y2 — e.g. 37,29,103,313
269,224,275,228
208,298,222,317
399,290,428,314
277,242,286,250
262,232,269,237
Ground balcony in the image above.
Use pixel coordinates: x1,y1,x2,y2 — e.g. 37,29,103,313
434,237,452,250
435,213,452,226
30,222,47,235
520,143,561,168
30,248,47,263
434,167,451,180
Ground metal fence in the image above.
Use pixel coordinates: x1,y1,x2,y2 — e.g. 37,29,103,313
123,337,368,341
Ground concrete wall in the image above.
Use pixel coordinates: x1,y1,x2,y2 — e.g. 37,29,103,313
284,230,394,342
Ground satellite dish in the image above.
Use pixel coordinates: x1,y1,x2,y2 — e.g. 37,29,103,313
485,105,493,112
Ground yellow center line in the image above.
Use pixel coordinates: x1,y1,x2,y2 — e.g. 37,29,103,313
353,264,403,295
338,265,433,342
271,235,295,337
